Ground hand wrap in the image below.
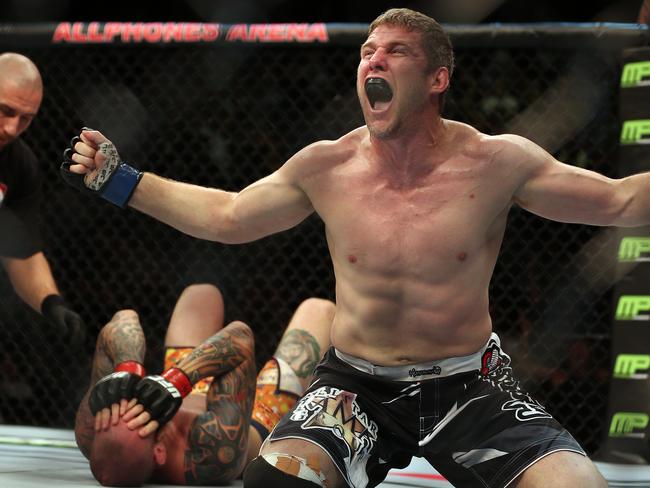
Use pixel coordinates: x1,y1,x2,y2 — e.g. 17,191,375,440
60,128,143,208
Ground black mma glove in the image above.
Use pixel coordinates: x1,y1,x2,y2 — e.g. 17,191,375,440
88,361,146,415
133,368,193,426
41,294,86,349
60,128,143,208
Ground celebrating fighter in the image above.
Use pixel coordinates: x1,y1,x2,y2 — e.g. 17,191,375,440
59,7,636,488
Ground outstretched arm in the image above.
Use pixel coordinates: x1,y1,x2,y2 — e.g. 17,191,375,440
507,134,650,226
68,130,315,243
75,310,146,458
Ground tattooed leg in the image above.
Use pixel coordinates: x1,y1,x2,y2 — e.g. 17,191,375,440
276,298,334,389
74,310,146,458
247,298,335,462
181,320,257,484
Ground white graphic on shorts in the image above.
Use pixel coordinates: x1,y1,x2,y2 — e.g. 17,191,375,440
382,383,420,405
479,343,551,422
290,386,379,488
502,398,551,421
419,394,489,447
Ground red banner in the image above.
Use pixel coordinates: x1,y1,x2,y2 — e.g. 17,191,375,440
51,22,328,44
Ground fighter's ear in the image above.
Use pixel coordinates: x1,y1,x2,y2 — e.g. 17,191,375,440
430,66,449,96
153,441,167,465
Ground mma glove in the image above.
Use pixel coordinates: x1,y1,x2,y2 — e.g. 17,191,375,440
60,128,143,208
133,368,193,426
41,294,86,350
89,361,147,415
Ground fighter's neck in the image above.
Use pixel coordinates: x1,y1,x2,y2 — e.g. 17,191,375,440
369,116,448,170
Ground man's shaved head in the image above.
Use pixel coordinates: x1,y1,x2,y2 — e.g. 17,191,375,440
0,52,43,147
90,419,157,486
0,53,42,92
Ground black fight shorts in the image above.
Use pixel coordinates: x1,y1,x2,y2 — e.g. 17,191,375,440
264,333,585,488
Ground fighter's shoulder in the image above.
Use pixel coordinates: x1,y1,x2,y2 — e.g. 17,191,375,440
445,121,491,153
284,128,361,173
462,129,547,166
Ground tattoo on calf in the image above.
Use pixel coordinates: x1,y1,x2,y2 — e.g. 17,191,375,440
276,329,322,378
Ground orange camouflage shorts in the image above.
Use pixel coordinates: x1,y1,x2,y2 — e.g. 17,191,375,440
251,357,301,439
164,347,213,395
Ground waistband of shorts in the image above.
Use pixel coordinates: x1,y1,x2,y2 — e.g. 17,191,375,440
333,332,501,381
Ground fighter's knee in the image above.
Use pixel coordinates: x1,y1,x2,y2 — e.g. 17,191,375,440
243,454,328,488
182,283,223,301
514,453,606,488
581,465,607,488
297,298,335,321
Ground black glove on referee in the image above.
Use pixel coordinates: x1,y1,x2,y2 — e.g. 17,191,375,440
41,294,86,349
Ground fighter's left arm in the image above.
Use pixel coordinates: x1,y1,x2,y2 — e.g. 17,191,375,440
184,321,257,484
507,134,650,226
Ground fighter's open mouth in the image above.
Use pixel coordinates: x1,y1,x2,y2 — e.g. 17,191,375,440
365,77,393,110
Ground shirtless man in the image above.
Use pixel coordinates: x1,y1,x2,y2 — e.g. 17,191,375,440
61,7,637,487
75,283,333,485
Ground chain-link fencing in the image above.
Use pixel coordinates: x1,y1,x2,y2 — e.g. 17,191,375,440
0,24,645,456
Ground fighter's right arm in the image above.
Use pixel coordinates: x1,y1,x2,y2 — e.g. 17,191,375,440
65,129,316,244
75,310,146,458
130,169,313,243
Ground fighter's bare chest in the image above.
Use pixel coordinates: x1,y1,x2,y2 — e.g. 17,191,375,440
314,169,502,266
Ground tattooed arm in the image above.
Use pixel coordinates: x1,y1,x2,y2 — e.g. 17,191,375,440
182,320,257,484
74,310,146,459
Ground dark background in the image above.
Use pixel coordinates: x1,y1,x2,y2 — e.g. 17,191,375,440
0,0,647,462
0,0,645,24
